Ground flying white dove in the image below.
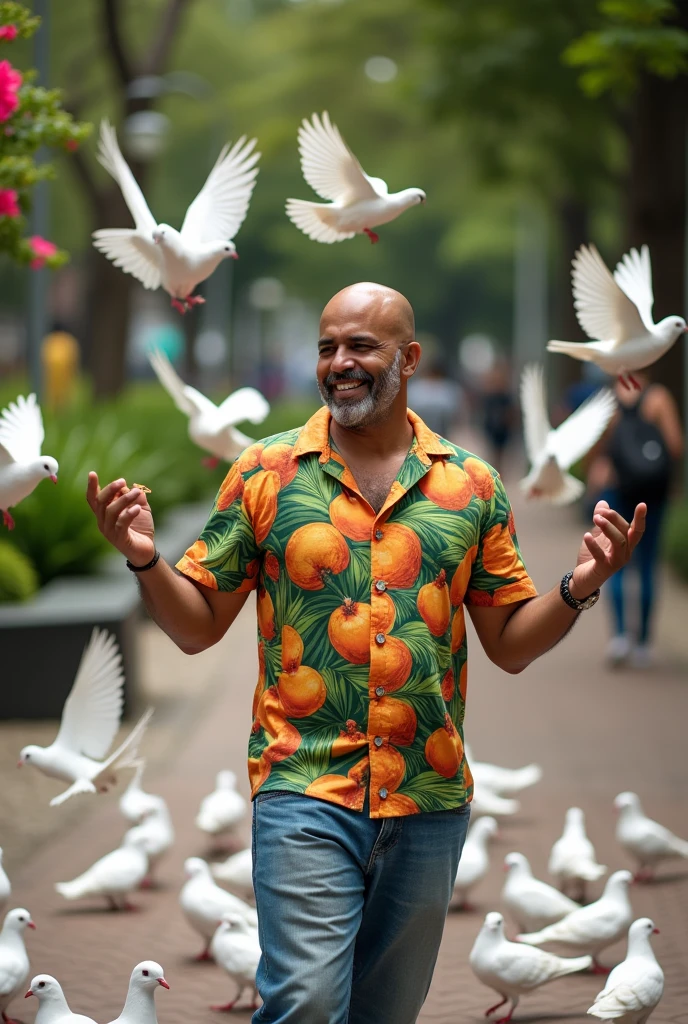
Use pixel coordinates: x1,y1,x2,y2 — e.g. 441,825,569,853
179,857,258,962
614,791,688,881
106,961,169,1024
452,817,498,911
502,853,580,933
517,869,633,975
54,831,149,910
547,244,687,391
17,628,153,807
548,807,607,902
0,393,57,530
0,909,35,1024
471,785,520,819
93,119,260,314
196,770,247,840
212,847,254,903
24,975,96,1024
519,364,616,504
587,918,663,1024
148,349,269,468
0,852,9,914
469,911,592,1024
119,763,161,824
286,111,425,245
465,745,542,798
209,913,261,1012
123,798,174,889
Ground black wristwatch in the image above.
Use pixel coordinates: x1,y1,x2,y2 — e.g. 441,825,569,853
560,570,600,611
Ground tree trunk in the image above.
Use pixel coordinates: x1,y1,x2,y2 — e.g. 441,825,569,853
552,197,590,390
626,68,688,414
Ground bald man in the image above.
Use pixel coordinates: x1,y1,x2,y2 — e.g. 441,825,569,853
88,282,645,1023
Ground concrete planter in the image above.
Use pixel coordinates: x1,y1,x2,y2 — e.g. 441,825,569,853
0,502,209,720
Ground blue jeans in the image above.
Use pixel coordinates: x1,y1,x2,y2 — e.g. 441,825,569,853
251,792,470,1024
603,493,666,644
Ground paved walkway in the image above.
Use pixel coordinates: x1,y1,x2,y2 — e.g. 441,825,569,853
3,458,687,1024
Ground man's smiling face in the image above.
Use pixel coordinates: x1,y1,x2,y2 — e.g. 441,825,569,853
316,283,419,429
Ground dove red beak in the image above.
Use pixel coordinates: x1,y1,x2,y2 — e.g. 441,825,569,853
653,927,660,934
25,990,33,998
17,760,22,767
27,921,36,929
158,979,170,989
230,251,239,260
50,475,58,484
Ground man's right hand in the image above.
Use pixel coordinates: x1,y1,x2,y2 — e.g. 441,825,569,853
87,472,156,567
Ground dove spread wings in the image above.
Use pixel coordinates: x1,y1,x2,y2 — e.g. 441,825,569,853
298,111,385,206
520,364,615,470
0,394,44,466
573,244,653,346
54,628,125,761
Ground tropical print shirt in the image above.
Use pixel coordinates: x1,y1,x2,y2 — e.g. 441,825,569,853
177,407,537,818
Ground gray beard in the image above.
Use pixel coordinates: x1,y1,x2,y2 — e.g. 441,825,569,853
318,350,403,428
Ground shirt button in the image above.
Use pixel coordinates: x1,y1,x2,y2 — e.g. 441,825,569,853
375,632,386,645
375,580,387,592
375,685,385,697
375,529,384,541
374,736,383,748
379,788,388,799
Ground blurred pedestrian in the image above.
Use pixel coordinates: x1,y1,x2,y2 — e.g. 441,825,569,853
479,359,516,474
407,359,464,439
589,372,683,668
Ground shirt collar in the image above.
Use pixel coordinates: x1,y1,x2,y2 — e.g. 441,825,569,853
292,405,453,463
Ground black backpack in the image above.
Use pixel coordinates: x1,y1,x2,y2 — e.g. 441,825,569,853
608,398,672,503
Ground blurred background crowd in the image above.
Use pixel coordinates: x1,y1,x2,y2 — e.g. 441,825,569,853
1,0,688,661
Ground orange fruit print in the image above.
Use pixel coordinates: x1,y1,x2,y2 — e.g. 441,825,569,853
178,407,536,816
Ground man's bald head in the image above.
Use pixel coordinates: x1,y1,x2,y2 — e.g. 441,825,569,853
320,282,415,343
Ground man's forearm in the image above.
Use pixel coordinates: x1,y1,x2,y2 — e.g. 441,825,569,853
134,557,217,653
493,587,580,674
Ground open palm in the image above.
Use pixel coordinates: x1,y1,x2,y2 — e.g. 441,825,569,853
574,499,646,595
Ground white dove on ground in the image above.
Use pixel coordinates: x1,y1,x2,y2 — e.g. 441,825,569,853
471,785,520,819
469,911,592,1024
148,349,269,468
587,918,663,1024
519,364,616,504
106,961,169,1024
0,394,57,530
502,853,580,933
209,913,261,1012
24,975,96,1024
212,848,254,903
548,807,607,902
517,869,633,975
180,857,258,962
119,763,161,824
465,744,542,798
124,798,174,889
614,791,688,881
0,909,35,1024
0,852,9,914
196,770,247,840
547,244,687,391
54,831,149,910
93,119,259,314
286,111,425,245
18,628,153,807
452,817,498,911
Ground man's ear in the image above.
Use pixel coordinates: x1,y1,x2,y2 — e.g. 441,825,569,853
402,341,422,377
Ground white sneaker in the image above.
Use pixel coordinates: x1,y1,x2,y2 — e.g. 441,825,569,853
606,635,631,666
630,645,655,669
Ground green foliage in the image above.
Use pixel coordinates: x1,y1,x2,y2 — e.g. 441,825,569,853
0,1,90,267
565,0,688,96
0,538,38,602
663,500,688,582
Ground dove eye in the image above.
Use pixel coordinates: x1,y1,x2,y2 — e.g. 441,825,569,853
142,970,149,977
38,982,45,989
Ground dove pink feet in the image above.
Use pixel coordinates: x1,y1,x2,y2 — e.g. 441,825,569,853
618,373,642,391
3,1014,21,1024
363,227,379,244
171,294,206,315
485,997,508,1018
2,510,15,530
633,868,654,883
590,959,611,975
195,946,213,962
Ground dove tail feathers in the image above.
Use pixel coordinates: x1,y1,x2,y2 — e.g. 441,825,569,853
551,955,593,979
546,341,598,362
516,929,549,946
285,199,354,243
552,473,586,505
50,778,97,807
55,878,87,900
110,708,154,772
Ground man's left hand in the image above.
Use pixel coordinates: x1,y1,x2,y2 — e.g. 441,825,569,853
571,499,647,599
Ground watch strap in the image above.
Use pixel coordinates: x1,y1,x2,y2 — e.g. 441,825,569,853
560,570,600,611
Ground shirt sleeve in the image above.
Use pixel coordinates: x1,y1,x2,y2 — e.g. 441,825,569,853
176,462,261,593
466,474,537,607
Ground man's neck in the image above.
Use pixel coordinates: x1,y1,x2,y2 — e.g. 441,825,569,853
330,404,413,459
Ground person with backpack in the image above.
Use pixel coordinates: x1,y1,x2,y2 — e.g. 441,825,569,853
589,372,683,667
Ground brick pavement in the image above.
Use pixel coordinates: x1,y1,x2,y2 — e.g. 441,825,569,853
3,478,688,1024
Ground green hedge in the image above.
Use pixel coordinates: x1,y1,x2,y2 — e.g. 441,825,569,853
0,540,39,602
663,500,688,583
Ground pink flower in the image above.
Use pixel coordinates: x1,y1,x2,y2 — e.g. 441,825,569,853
0,25,18,41
0,188,19,217
29,235,57,269
65,138,79,152
0,59,21,122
